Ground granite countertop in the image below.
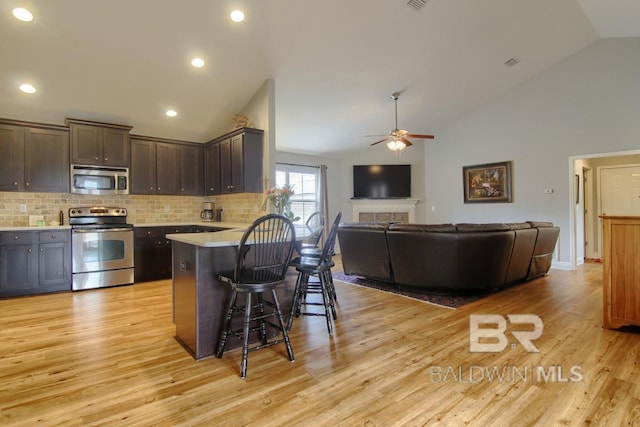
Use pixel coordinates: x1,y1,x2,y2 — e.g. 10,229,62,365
0,221,245,232
133,221,247,229
0,225,71,232
167,224,313,248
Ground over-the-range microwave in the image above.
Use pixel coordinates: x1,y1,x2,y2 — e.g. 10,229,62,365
70,164,129,195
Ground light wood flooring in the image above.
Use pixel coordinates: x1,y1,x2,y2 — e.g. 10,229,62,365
1,259,640,426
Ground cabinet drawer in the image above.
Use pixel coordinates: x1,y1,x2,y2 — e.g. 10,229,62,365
1,232,35,245
134,227,163,238
164,226,194,235
39,231,70,243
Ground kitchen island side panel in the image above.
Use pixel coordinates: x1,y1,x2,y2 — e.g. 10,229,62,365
172,240,237,359
172,239,297,360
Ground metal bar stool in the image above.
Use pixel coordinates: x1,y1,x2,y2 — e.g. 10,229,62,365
215,214,296,378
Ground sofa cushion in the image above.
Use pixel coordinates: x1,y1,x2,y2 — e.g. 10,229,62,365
339,222,388,230
527,226,560,279
388,223,456,233
527,221,554,228
506,222,532,230
455,223,511,232
337,223,393,282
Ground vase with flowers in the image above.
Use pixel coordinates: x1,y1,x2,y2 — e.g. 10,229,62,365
262,184,300,222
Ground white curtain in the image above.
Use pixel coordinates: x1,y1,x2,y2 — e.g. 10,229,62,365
320,164,329,246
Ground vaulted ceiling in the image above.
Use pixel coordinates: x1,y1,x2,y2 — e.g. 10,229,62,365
1,0,638,155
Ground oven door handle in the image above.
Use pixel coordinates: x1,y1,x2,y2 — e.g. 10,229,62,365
72,228,133,233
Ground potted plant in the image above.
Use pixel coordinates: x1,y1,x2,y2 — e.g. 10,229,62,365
262,184,300,222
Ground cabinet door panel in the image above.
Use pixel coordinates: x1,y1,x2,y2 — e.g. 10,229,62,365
205,142,220,195
24,128,70,192
0,124,24,191
39,242,71,288
134,228,165,282
156,143,180,195
70,124,101,165
102,128,130,167
130,139,157,194
1,245,38,293
179,145,203,196
229,135,244,193
219,138,232,193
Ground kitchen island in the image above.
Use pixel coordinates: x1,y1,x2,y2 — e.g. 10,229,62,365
167,225,312,360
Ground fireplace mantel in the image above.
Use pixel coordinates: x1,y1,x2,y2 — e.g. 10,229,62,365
350,199,419,223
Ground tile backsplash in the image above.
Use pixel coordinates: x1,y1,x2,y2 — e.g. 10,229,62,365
0,192,264,226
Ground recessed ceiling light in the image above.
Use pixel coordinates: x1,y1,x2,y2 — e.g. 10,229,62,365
166,110,177,117
12,8,33,22
230,10,245,23
191,58,205,68
19,84,36,94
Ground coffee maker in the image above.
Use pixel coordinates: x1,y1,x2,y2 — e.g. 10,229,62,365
200,202,214,222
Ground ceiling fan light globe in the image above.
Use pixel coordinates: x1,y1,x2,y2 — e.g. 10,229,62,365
386,140,406,151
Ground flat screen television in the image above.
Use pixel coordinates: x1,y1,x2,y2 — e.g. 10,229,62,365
353,164,411,199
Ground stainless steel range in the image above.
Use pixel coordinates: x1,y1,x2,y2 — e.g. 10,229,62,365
69,206,134,291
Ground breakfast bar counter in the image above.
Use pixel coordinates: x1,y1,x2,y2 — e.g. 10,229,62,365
167,225,309,360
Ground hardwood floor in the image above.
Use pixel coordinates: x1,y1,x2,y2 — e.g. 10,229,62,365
1,259,639,426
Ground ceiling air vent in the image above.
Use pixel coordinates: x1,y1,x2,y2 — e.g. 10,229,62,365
407,0,430,12
504,57,519,67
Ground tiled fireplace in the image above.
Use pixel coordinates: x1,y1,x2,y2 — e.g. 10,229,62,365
350,199,418,223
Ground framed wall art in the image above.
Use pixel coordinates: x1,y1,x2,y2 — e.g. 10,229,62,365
463,161,513,203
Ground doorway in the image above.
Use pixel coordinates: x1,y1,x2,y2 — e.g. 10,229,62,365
569,150,640,270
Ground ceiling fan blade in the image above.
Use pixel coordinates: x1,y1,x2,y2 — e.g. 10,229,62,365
399,136,413,147
405,133,435,139
369,137,390,146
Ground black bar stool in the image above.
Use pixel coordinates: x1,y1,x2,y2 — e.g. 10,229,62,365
287,212,341,334
216,214,296,378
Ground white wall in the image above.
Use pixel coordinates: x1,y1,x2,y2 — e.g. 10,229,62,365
424,37,640,266
241,79,275,190
337,143,427,222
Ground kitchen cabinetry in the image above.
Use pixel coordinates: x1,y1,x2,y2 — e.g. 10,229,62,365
205,142,220,195
0,121,70,193
130,136,203,196
602,216,640,329
134,225,195,282
130,138,156,194
156,143,181,195
207,127,263,195
179,144,204,196
67,119,132,167
0,230,71,298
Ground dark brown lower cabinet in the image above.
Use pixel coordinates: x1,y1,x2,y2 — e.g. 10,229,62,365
134,226,197,283
0,230,71,298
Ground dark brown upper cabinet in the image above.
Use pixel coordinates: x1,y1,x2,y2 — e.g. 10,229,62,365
130,136,203,196
207,127,263,195
205,142,221,195
0,120,70,193
67,118,132,167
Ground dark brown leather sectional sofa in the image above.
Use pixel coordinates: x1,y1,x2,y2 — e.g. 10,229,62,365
337,221,560,294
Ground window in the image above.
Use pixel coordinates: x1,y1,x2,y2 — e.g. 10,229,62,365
275,164,320,224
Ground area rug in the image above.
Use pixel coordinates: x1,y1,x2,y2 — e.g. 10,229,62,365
332,272,485,309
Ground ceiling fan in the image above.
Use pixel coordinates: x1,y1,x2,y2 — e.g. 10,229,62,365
369,92,434,151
